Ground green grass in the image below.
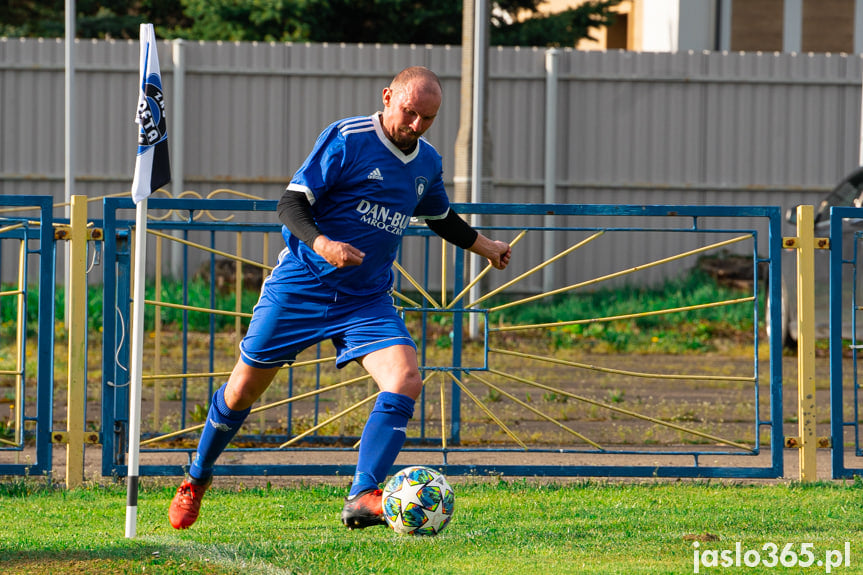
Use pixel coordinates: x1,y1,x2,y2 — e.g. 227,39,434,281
1,479,862,574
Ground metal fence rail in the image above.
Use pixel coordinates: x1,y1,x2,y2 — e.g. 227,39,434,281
0,196,55,477
100,198,785,480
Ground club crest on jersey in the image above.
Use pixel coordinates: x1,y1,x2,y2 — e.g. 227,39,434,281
415,176,428,199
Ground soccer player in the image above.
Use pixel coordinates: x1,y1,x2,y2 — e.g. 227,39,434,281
169,65,511,530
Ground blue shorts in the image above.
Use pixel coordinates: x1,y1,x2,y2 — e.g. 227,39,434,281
239,252,415,369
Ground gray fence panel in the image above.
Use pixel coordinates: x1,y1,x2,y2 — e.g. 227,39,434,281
2,39,863,289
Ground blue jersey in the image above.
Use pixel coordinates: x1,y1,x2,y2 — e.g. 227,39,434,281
282,113,450,296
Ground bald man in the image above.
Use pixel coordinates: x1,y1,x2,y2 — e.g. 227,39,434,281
169,66,512,530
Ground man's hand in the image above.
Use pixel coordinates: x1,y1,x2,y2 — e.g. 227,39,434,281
470,235,511,270
485,240,511,270
312,235,365,268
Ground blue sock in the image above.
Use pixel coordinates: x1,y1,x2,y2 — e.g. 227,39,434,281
349,392,415,497
188,383,251,481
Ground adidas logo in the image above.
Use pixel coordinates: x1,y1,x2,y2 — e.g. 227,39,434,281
208,418,232,432
367,168,384,181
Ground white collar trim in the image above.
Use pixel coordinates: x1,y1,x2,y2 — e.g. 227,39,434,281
373,113,419,164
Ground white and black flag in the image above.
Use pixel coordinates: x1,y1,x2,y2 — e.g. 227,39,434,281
131,23,170,203
126,23,171,539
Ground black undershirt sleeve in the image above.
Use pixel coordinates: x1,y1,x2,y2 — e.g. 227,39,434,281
278,190,477,251
425,209,478,250
277,189,322,246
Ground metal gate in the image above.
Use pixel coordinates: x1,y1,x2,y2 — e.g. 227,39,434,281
100,198,785,480
829,206,863,478
0,195,55,477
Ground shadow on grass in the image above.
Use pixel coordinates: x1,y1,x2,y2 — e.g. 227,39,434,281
1,548,231,575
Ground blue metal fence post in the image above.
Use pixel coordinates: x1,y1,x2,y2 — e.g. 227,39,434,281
100,198,118,476
100,197,133,475
35,196,56,477
114,230,132,468
766,206,785,479
830,207,848,478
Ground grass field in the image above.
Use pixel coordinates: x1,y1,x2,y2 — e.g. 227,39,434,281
1,478,862,574
1,262,850,574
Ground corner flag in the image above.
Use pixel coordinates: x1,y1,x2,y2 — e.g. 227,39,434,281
131,23,170,203
126,23,171,538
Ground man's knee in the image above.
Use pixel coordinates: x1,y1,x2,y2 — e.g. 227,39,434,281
225,361,280,410
396,372,423,400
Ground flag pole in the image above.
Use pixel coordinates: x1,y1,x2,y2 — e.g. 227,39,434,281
125,197,148,538
126,22,171,538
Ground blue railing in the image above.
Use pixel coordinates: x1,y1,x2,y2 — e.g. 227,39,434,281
100,198,785,480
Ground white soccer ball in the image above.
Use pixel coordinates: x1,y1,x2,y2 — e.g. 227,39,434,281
382,466,455,536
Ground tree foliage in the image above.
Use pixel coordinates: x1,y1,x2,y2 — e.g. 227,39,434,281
1,0,621,47
0,0,191,39
492,1,621,47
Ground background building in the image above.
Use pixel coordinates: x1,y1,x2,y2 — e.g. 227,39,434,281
542,0,863,53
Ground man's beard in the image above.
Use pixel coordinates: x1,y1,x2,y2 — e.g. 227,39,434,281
393,128,419,150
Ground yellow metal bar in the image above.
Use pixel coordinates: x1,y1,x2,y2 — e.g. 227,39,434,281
194,189,266,222
207,188,265,200
489,368,754,452
143,370,234,382
141,354,339,381
465,230,603,309
153,235,163,428
262,233,270,282
0,289,24,298
144,299,253,318
492,297,755,332
440,375,447,451
469,372,603,449
142,374,373,446
139,189,186,221
444,371,528,449
441,239,447,308
795,205,818,481
392,290,421,308
447,230,529,309
280,393,380,448
0,206,40,215
66,195,89,488
0,222,25,235
392,261,440,308
490,234,752,312
258,233,271,431
235,232,244,349
14,240,25,445
490,347,755,383
147,229,273,271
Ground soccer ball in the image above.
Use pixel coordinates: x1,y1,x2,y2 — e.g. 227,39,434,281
382,466,455,536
